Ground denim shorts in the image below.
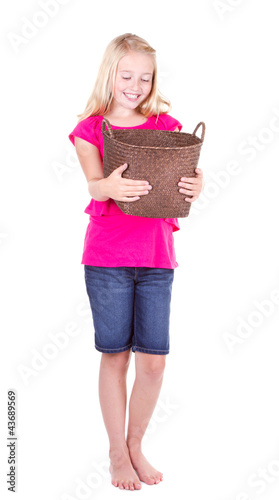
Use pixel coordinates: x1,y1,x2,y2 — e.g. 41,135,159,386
84,266,175,355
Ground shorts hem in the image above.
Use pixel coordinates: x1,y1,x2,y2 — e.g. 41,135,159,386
95,343,132,353
131,346,169,355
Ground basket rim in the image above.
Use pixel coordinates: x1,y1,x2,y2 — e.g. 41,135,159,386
103,129,204,151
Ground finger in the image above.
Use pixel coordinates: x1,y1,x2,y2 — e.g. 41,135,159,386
114,164,150,186
194,168,203,175
119,196,141,202
122,185,152,192
122,179,151,186
179,177,199,184
123,189,151,196
179,187,198,195
115,163,129,173
178,181,199,188
185,195,198,202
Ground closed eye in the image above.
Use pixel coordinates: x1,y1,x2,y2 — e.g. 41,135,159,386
122,76,151,82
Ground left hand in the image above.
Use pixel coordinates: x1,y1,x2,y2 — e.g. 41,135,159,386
178,168,204,202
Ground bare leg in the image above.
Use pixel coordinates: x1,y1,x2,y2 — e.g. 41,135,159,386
126,352,166,485
98,350,142,491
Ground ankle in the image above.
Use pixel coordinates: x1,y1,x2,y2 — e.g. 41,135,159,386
109,442,129,461
127,437,142,453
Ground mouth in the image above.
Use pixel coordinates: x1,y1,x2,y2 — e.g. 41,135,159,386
123,92,141,101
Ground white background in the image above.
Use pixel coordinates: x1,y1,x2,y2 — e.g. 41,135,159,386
1,0,279,499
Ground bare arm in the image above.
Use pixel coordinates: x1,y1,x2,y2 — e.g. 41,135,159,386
74,137,152,202
75,137,109,201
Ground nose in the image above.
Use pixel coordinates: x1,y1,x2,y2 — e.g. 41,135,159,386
129,78,141,92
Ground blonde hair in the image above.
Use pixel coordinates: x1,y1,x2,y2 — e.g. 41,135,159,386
77,33,171,122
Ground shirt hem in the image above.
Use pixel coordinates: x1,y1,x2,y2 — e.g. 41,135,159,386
81,260,179,269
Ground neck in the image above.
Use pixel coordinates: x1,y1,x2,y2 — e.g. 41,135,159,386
106,109,139,121
103,109,148,128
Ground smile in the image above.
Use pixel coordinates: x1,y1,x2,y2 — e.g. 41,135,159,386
123,93,141,101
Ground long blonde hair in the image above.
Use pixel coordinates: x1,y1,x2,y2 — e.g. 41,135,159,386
77,33,171,122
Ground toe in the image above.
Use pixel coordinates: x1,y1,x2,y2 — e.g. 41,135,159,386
135,482,142,490
128,481,134,490
123,481,129,490
145,475,156,485
155,474,162,483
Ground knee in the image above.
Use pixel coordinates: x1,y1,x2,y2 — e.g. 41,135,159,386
101,350,131,373
136,354,166,381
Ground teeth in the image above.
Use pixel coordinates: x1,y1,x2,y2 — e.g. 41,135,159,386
124,93,139,99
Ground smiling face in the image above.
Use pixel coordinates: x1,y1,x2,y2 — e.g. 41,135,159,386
112,51,154,112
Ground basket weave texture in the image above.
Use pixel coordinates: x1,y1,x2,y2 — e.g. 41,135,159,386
102,118,205,218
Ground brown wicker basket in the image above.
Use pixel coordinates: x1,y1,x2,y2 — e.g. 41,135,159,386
102,117,205,218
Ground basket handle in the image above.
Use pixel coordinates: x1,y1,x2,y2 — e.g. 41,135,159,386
102,117,114,137
192,122,206,142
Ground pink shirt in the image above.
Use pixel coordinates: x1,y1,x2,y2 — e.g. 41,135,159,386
68,114,183,268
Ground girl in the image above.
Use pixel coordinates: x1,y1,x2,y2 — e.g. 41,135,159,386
68,33,204,491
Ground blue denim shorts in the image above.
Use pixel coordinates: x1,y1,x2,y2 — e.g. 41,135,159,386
84,266,175,355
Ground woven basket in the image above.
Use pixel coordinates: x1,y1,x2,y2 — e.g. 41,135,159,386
102,117,205,218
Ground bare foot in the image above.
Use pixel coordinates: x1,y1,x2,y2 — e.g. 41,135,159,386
128,445,163,486
109,445,142,491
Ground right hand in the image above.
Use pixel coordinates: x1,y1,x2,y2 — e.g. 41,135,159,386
102,163,152,202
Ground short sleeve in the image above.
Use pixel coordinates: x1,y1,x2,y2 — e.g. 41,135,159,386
68,116,102,149
157,114,183,132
